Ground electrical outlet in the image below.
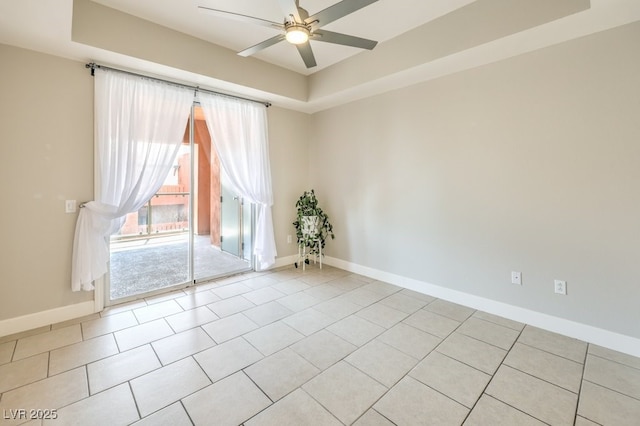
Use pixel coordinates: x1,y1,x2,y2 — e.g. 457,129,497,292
554,280,567,295
287,235,292,244
511,271,522,285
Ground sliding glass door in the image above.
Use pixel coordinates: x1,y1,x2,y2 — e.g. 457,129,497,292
191,107,253,282
107,107,253,303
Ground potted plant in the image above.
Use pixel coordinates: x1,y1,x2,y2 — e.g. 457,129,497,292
293,189,335,267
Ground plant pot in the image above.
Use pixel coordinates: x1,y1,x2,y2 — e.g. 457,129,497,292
301,215,319,237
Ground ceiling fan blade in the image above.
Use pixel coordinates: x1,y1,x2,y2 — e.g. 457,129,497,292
306,0,378,27
277,0,302,22
312,30,377,50
238,34,286,57
296,42,317,68
198,6,284,30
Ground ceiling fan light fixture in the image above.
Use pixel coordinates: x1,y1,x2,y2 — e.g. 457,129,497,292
285,25,310,44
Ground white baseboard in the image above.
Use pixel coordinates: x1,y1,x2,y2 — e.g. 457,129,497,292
324,256,640,358
267,254,298,270
0,301,95,338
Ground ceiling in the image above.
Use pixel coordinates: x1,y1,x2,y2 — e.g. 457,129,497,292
91,0,477,75
1,1,639,112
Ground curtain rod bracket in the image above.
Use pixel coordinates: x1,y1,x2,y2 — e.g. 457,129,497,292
85,62,96,76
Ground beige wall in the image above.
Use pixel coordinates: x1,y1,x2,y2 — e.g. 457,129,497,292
0,44,94,320
0,44,310,322
267,106,312,258
309,22,640,339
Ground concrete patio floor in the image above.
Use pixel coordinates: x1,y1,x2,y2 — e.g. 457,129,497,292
109,234,250,300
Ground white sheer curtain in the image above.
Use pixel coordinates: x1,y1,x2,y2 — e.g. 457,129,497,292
198,94,277,270
71,69,193,291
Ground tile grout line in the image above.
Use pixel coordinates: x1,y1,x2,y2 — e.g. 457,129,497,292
83,364,90,403
453,329,515,353
515,339,586,365
458,320,526,424
580,378,640,403
480,394,553,426
85,362,93,397
179,399,196,426
588,351,640,373
241,369,276,418
294,381,351,425
10,339,17,364
464,315,524,334
499,361,582,396
574,344,590,426
46,351,51,379
127,380,143,422
433,350,494,379
239,370,272,402
470,312,525,332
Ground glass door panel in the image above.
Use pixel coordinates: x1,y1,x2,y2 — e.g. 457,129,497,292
242,202,253,262
108,144,192,301
108,106,255,302
220,183,241,257
192,111,251,281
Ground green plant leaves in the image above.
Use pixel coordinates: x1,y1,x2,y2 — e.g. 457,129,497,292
292,189,335,257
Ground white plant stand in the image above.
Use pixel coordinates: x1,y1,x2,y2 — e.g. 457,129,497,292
296,215,322,271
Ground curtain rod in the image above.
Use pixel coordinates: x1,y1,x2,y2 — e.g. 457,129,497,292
85,62,271,108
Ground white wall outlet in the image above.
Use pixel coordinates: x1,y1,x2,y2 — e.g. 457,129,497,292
554,280,567,295
65,199,77,213
287,235,292,244
511,271,522,285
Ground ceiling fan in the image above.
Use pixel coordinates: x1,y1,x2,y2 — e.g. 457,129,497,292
198,0,379,68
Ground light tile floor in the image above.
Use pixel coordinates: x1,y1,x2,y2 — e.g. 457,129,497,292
1,264,640,425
